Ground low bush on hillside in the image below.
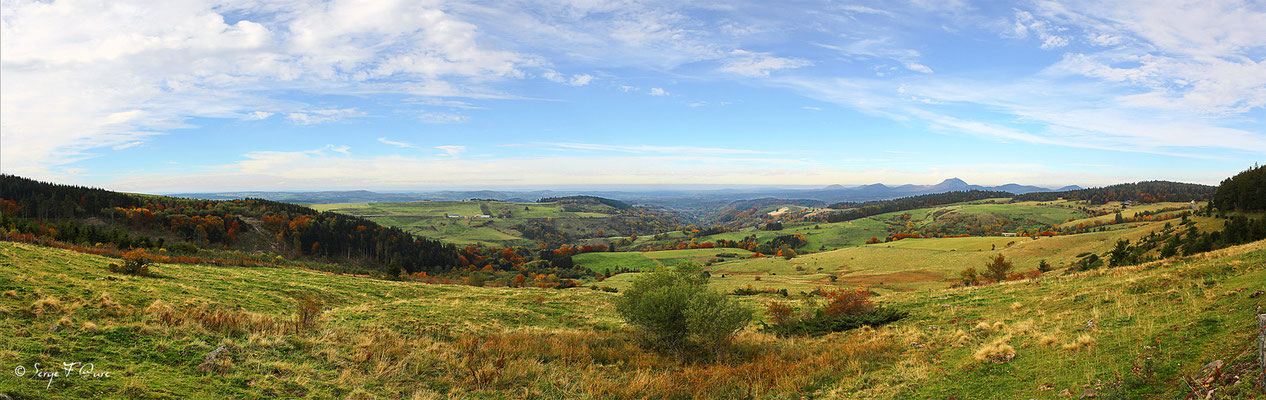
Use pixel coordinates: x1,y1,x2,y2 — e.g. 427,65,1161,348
108,248,154,276
615,261,753,358
731,285,788,296
761,288,907,336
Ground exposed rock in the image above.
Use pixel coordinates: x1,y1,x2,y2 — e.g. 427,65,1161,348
204,345,229,362
196,345,232,373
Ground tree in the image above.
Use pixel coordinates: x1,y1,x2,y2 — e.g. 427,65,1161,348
614,261,752,357
110,248,153,276
982,254,1013,282
781,248,797,260
1108,239,1133,267
822,289,874,317
1037,259,1052,272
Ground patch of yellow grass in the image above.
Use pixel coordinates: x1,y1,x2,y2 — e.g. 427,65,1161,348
972,337,1016,363
81,321,100,332
1035,334,1059,347
145,300,179,324
30,296,61,316
1061,334,1096,351
1009,319,1035,335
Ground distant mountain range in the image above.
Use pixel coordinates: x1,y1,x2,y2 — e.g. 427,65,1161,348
170,178,1080,210
802,178,1082,201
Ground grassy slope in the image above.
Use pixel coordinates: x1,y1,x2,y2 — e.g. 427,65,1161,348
603,216,1227,295
0,242,620,398
637,199,1092,254
3,234,1262,398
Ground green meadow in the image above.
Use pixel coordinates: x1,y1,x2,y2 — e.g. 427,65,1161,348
4,233,1262,398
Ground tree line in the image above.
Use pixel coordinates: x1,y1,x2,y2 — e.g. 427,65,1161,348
1013,181,1215,204
1212,164,1265,212
821,190,1013,223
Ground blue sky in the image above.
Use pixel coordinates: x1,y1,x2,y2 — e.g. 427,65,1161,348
2,0,1263,192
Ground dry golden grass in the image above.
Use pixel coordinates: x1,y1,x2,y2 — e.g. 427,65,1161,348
1060,334,1096,351
30,296,61,315
972,337,1016,363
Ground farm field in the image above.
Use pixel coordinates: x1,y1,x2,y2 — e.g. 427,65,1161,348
573,248,756,273
310,200,639,247
3,236,1262,398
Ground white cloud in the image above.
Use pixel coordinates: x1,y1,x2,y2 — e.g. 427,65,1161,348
649,87,669,96
1030,1,1266,115
1010,10,1070,50
378,137,419,149
813,40,931,74
245,111,274,120
436,145,467,157
541,142,771,155
904,62,934,74
418,112,470,123
112,141,144,150
0,0,531,178
719,50,812,77
569,74,593,86
543,70,594,86
286,108,364,125
327,145,351,155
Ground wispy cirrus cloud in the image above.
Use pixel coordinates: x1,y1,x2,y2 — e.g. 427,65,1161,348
378,137,419,149
436,145,466,157
286,108,365,125
718,50,812,77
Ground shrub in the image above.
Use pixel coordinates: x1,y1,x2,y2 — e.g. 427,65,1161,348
822,289,874,317
732,285,761,296
614,261,753,357
982,254,1013,281
292,295,323,334
762,288,905,336
167,242,200,254
762,307,906,337
110,248,153,276
765,301,796,326
959,267,980,286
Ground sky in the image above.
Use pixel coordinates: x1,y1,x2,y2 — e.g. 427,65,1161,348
2,0,1264,193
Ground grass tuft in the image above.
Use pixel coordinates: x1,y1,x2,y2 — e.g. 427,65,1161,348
972,337,1016,363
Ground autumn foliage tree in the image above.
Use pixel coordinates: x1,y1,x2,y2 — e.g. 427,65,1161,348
109,248,153,276
982,254,1013,282
822,289,875,317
